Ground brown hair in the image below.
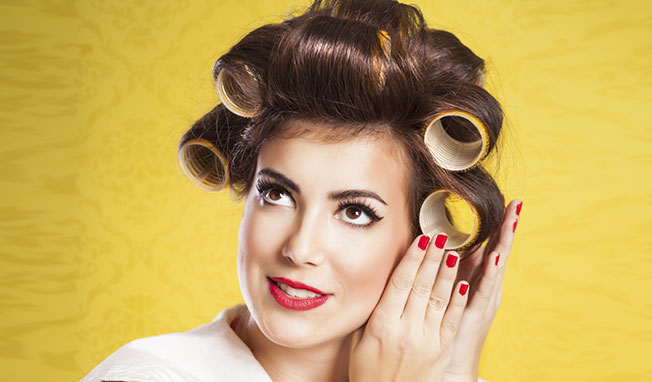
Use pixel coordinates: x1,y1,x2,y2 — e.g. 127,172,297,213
180,0,505,255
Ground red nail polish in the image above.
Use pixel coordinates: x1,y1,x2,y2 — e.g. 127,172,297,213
512,220,518,233
501,194,505,205
446,253,458,268
418,235,430,250
434,234,447,249
516,201,523,216
495,254,500,266
459,283,469,296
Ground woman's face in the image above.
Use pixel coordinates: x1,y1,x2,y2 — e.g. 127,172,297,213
237,120,412,348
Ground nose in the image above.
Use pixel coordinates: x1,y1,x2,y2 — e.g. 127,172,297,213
281,205,326,267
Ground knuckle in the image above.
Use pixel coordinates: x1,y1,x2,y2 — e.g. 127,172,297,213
428,295,448,310
391,272,413,292
411,279,432,298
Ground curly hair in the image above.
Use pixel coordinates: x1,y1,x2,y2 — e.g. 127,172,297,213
179,0,505,256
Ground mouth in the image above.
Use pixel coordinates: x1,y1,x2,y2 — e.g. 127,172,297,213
267,277,332,311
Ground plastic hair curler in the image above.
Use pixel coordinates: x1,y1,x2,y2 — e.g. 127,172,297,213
215,65,260,118
177,104,246,192
178,138,229,192
419,189,479,252
423,110,490,172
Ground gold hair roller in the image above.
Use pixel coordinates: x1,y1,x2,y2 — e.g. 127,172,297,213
423,110,490,172
216,66,259,118
177,138,229,192
419,189,480,252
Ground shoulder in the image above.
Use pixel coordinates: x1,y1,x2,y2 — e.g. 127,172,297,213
81,305,271,382
79,339,203,382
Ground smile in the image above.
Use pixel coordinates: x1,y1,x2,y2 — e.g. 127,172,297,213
267,277,332,311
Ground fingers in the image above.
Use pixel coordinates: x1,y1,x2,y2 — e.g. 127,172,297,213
425,249,461,325
375,234,433,320
479,198,521,312
439,281,470,347
402,233,448,321
494,199,522,268
466,251,500,312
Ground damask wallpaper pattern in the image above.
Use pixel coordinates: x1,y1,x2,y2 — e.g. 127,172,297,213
2,0,651,381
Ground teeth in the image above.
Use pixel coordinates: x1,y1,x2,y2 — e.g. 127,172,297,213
277,282,322,299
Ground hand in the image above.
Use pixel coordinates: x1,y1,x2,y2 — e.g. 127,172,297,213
348,232,470,382
443,199,522,381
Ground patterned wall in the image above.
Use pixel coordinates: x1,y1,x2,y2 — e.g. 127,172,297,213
2,0,651,380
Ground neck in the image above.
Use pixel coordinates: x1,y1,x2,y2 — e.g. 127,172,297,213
236,308,352,382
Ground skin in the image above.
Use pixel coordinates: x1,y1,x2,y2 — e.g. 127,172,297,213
234,119,522,381
443,199,522,381
236,120,413,381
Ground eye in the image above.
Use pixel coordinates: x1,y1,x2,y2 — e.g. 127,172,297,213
336,199,383,228
262,187,294,207
337,206,373,226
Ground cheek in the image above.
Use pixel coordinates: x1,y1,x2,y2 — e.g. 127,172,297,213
331,231,404,308
238,199,291,269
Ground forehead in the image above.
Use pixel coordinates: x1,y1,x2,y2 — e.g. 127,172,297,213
256,120,409,200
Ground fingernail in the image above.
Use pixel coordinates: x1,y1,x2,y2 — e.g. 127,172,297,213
446,253,458,268
501,194,505,205
516,201,523,216
495,254,500,266
459,283,469,296
434,233,448,249
418,235,430,250
512,220,518,233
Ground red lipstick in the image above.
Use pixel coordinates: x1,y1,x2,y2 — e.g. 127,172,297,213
268,277,331,311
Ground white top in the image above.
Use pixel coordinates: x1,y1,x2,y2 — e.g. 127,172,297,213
81,304,271,382
81,304,489,382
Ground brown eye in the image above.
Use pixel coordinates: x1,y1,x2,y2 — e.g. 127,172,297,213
268,189,283,201
338,206,372,226
262,187,293,207
345,207,362,220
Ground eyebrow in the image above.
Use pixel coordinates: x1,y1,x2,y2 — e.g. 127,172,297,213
259,168,301,193
257,168,388,205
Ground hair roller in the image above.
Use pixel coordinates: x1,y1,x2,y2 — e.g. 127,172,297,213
419,189,480,251
422,110,490,172
177,104,248,191
419,164,503,254
214,65,259,118
422,82,503,169
213,24,289,118
427,166,504,256
190,0,508,248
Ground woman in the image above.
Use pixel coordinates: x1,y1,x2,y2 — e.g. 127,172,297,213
82,0,522,381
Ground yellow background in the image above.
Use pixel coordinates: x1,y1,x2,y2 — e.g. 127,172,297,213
2,0,651,380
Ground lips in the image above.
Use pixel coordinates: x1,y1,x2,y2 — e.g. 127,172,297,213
269,277,329,295
267,277,332,311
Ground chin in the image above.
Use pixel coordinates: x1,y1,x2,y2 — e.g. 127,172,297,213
252,299,342,348
249,296,362,351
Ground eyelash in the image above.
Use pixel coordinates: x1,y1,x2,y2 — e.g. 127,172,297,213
254,179,384,228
